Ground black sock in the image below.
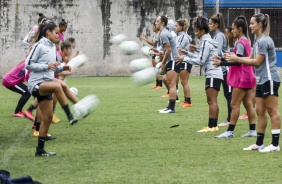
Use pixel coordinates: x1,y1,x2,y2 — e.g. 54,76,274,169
168,99,176,110
185,97,191,104
227,100,232,122
167,90,169,94
272,130,280,146
176,85,178,91
35,122,41,131
249,124,256,131
227,124,235,131
28,104,36,111
213,118,218,127
38,136,46,150
33,117,37,127
158,80,163,87
208,118,214,128
256,133,264,146
176,96,179,101
62,104,73,121
155,79,158,86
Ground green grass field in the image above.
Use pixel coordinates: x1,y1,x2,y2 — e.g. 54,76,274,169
0,76,281,183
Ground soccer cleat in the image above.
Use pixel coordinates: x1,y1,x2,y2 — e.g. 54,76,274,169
35,147,56,157
218,120,229,127
155,86,163,89
23,110,35,121
197,126,215,133
152,85,158,89
239,113,248,120
70,118,78,125
45,134,56,141
161,93,169,98
215,131,234,138
259,144,280,152
213,126,219,132
13,111,24,118
52,114,60,124
181,101,192,107
33,131,39,137
158,108,175,114
241,131,257,137
158,107,168,112
243,144,264,151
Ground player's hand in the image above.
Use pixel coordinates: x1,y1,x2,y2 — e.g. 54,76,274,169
178,49,188,55
48,63,58,70
212,55,221,67
140,33,147,40
174,56,184,63
225,52,237,62
189,44,197,52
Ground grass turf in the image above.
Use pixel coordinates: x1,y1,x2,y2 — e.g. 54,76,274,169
0,76,281,183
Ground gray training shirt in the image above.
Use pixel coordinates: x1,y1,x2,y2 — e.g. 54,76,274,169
159,28,178,63
253,34,281,85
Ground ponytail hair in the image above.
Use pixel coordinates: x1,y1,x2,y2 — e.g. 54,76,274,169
30,19,58,46
252,13,270,36
37,13,46,24
233,15,250,40
59,19,67,27
176,19,189,32
210,13,226,34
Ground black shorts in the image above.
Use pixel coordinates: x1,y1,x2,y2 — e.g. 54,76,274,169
31,83,53,103
166,60,180,73
205,78,222,91
179,62,192,73
256,80,280,98
152,55,156,59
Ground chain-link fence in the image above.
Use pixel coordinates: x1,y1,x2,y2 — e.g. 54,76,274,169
203,7,282,49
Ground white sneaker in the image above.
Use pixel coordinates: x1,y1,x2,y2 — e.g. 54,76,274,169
158,108,168,112
158,108,175,114
218,120,229,127
259,144,280,152
243,144,264,151
241,131,257,137
214,131,234,138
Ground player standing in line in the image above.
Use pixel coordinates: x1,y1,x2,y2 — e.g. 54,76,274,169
175,16,223,132
26,20,77,156
140,19,163,89
155,15,179,113
209,13,232,127
213,16,257,138
175,19,193,108
225,14,281,152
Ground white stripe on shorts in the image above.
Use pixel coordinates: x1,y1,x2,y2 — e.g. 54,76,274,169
270,80,274,95
210,78,214,88
184,63,187,70
15,85,26,93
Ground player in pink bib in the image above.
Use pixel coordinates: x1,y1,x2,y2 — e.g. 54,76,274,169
213,16,257,138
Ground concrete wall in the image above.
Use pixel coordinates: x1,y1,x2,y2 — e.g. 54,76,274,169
0,0,203,77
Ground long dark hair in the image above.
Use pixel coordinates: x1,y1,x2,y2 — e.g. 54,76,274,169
193,16,209,33
233,15,250,40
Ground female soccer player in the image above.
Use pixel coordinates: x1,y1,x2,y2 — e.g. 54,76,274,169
175,16,223,132
21,13,46,54
175,18,193,107
155,15,179,113
58,19,67,41
225,14,281,152
213,16,257,138
26,20,77,156
2,61,37,120
209,13,232,127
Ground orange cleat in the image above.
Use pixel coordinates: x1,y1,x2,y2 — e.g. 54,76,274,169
181,101,192,107
161,93,169,98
